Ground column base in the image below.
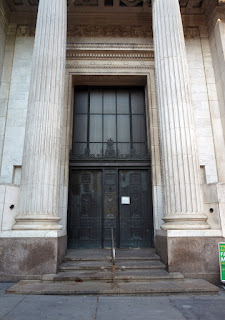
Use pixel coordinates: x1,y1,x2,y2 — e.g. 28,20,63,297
0,235,67,280
12,215,62,230
155,230,223,284
161,214,210,230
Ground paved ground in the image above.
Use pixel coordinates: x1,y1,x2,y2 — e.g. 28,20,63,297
1,283,225,320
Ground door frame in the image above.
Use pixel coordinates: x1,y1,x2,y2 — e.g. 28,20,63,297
60,69,162,241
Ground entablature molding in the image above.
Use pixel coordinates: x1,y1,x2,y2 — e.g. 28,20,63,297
65,59,154,70
15,24,200,40
66,50,154,61
67,24,152,38
67,43,153,50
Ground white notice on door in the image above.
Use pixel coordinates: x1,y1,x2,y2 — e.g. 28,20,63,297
121,196,130,205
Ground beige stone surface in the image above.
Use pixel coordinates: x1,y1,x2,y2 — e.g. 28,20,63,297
0,36,33,184
0,25,16,181
208,13,225,174
0,19,6,84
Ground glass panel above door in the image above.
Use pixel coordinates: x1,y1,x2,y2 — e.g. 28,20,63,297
71,86,150,162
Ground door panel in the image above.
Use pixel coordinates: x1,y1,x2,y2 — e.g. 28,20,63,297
68,169,153,249
119,170,153,248
103,169,117,248
68,170,102,249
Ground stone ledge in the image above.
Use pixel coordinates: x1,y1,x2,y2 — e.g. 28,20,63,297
0,230,67,238
5,279,219,296
156,229,223,237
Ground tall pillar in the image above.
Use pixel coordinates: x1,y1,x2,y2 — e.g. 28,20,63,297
13,0,67,230
152,0,209,229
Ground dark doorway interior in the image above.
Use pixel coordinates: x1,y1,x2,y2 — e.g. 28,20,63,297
68,86,153,249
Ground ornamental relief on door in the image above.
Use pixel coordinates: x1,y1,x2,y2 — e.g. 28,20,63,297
104,193,116,218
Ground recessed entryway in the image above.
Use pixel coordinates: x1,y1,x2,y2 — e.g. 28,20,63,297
68,85,153,249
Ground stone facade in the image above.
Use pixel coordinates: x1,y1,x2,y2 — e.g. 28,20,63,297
0,0,225,283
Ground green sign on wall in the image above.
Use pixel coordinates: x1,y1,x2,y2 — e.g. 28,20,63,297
219,243,225,283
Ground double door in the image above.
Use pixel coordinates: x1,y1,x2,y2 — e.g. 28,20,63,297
68,168,153,248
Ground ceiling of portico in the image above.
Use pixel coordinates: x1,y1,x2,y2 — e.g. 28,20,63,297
4,0,214,14
2,0,220,29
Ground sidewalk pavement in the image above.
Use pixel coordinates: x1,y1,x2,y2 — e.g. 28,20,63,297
1,282,225,320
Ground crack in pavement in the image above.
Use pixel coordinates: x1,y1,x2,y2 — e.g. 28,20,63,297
93,296,99,320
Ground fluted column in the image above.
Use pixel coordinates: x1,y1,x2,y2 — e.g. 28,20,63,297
13,0,67,230
152,0,209,229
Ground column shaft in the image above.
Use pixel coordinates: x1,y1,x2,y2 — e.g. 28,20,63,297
152,0,209,229
13,0,67,230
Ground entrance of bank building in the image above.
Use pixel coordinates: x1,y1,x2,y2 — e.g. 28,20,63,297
68,86,153,249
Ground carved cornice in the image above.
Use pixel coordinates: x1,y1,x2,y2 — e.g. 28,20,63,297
66,62,154,70
183,27,200,38
16,24,35,36
67,43,153,50
15,24,200,40
67,25,153,38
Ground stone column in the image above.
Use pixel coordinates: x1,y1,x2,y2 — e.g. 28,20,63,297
13,0,67,230
152,0,209,229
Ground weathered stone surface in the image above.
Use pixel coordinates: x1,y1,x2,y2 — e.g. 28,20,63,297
59,260,165,271
49,269,184,282
0,236,66,279
2,291,225,320
168,237,223,276
6,278,219,295
0,294,97,320
156,234,225,283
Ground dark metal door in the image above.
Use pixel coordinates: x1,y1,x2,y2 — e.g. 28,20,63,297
68,170,102,249
119,170,153,248
68,168,153,249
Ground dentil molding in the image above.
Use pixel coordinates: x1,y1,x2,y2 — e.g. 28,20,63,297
66,51,154,60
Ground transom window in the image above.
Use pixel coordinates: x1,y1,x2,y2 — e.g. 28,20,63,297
71,86,149,161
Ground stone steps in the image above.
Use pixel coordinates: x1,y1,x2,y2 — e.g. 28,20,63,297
6,279,219,296
63,248,159,262
5,248,219,296
43,269,184,282
59,260,165,272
